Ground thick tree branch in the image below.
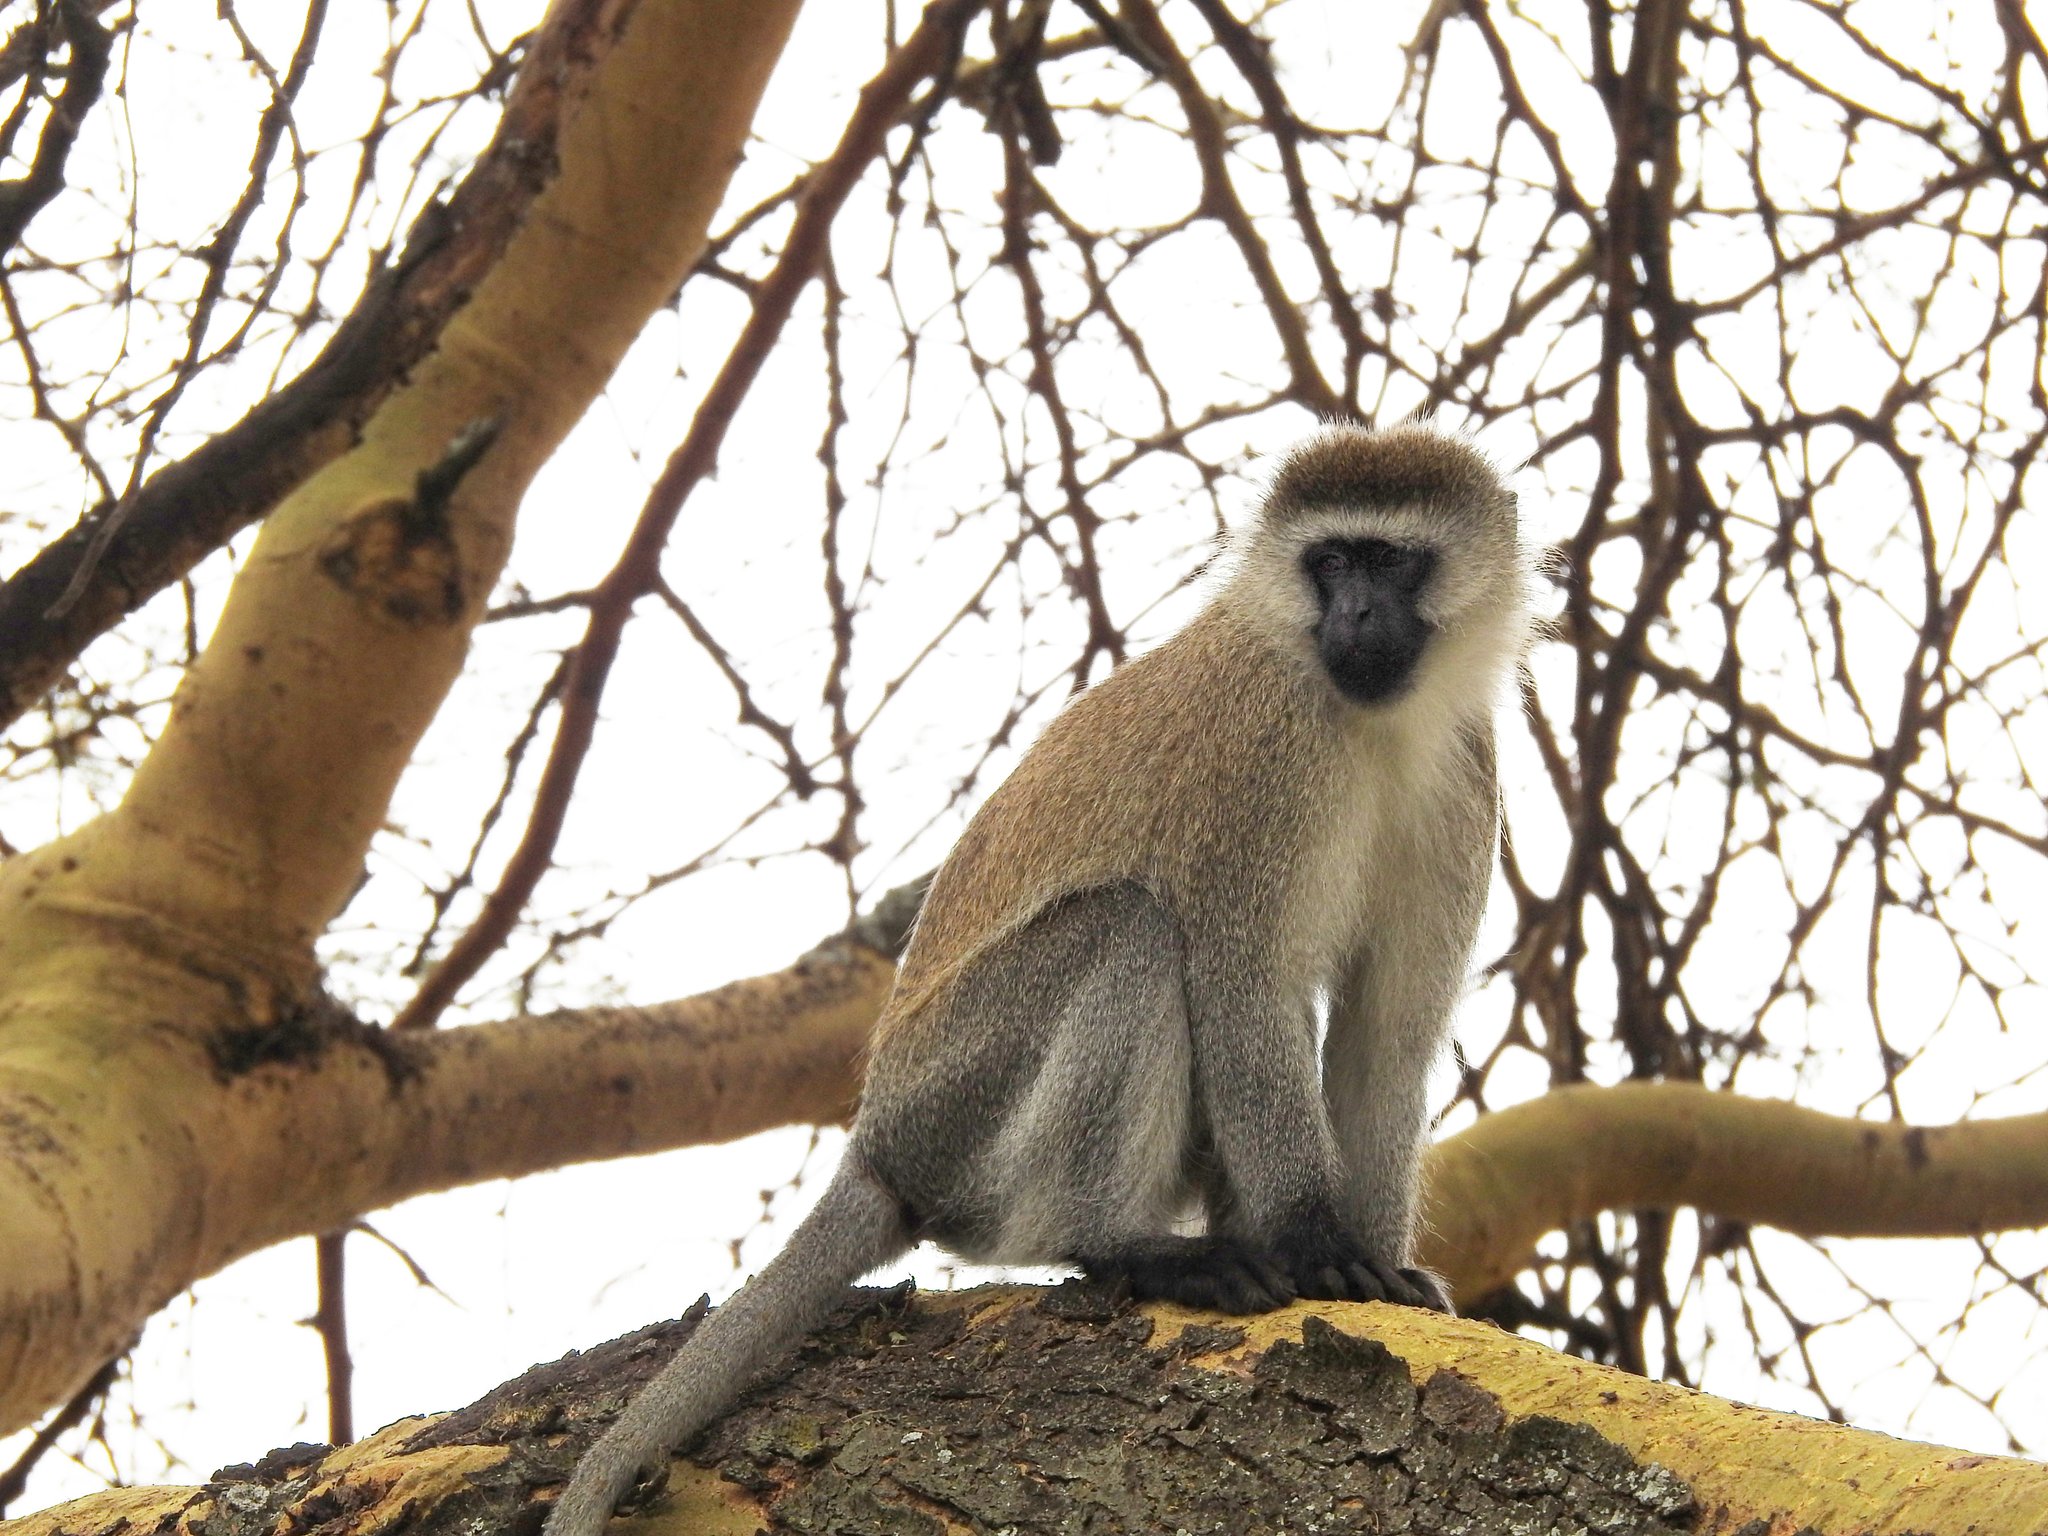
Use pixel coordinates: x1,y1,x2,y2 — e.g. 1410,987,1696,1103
87,0,805,964
15,1294,2048,1536
0,0,622,728
0,920,893,1435
0,0,807,1437
1423,1080,2048,1299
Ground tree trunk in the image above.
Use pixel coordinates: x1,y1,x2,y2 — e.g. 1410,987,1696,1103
0,0,805,1435
13,1289,2044,1536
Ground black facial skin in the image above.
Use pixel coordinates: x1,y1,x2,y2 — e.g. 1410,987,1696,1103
1303,536,1438,705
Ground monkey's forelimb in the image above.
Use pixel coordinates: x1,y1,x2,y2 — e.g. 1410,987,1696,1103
540,1162,909,1536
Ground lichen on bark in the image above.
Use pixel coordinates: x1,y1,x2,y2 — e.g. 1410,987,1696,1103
485,1285,1700,1536
24,1285,2048,1536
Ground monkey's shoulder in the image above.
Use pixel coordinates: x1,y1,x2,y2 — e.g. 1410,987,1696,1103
1039,616,1324,779
880,627,1330,1033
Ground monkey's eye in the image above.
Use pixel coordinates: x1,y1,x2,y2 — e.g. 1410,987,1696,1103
1378,545,1435,588
1310,549,1350,577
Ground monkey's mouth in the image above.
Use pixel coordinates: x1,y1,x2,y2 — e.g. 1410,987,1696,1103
1320,633,1426,705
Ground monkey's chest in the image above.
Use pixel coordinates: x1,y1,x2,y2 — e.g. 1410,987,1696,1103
1290,766,1466,971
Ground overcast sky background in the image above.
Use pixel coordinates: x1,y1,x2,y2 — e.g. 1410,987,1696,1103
2,0,2044,1514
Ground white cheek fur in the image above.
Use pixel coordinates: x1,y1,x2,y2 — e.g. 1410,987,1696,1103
1222,508,1536,715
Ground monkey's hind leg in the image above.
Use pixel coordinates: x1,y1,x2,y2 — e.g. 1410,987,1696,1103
976,884,1296,1314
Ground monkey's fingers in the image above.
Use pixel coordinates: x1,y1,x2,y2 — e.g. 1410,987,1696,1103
1293,1260,1391,1304
1212,1248,1298,1313
1275,1228,1390,1304
1088,1238,1296,1314
1183,1247,1297,1313
1349,1262,1400,1303
1191,1261,1290,1315
1361,1257,1438,1307
1357,1260,1453,1313
1396,1266,1457,1315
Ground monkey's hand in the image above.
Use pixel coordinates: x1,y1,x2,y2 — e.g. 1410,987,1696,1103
1399,1266,1457,1315
1272,1224,1450,1312
1082,1236,1297,1315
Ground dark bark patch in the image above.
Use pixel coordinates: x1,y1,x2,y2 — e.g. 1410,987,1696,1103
211,1441,333,1485
1902,1125,1931,1170
205,992,421,1088
207,1002,344,1075
498,1287,1705,1535
213,1287,1707,1536
1419,1363,1507,1435
317,498,467,627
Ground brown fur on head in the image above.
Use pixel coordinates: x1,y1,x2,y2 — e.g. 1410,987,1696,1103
1227,420,1533,714
1259,419,1516,530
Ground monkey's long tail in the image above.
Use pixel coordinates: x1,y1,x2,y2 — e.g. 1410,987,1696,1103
541,1156,912,1536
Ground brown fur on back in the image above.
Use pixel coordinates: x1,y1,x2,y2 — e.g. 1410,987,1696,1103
881,603,1333,1041
877,420,1524,1053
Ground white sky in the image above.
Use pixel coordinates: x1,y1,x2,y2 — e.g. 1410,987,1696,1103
2,0,2045,1514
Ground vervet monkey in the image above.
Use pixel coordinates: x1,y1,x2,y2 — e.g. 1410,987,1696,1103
543,422,1533,1536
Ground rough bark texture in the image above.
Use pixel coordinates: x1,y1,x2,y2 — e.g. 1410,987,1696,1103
15,1289,2046,1536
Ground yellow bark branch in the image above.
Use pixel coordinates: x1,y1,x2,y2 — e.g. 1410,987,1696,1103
229,942,892,1259
0,926,889,1434
107,0,801,964
16,1295,2048,1536
0,0,805,1435
1421,1079,2048,1298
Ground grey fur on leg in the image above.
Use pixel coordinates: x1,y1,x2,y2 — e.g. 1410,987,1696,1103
541,1162,909,1536
855,883,1197,1268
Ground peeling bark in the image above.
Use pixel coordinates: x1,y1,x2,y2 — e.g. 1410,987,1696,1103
17,1289,2046,1536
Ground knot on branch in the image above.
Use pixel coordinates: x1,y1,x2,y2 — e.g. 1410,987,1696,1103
318,498,468,628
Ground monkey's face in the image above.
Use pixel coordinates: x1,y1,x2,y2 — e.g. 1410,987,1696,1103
1302,537,1437,705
